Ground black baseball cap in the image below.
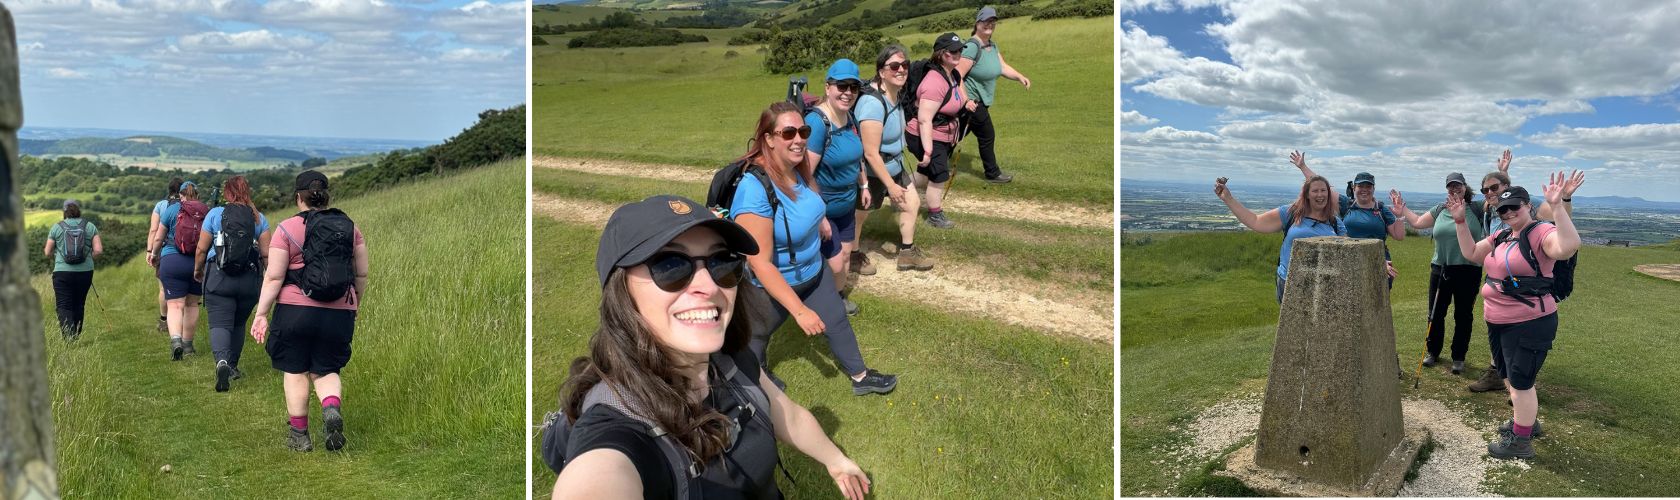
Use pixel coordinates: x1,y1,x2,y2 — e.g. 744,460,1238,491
1353,172,1375,185
596,195,759,288
1444,172,1467,187
934,32,965,53
1494,186,1531,210
295,170,329,191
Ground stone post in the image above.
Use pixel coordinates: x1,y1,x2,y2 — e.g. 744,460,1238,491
1,4,62,498
1220,237,1427,496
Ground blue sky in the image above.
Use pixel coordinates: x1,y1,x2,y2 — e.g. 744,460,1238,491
12,0,526,142
1121,0,1680,202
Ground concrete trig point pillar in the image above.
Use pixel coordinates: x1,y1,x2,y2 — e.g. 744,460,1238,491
1219,237,1428,496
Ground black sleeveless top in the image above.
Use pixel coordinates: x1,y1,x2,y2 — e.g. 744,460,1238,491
563,349,782,499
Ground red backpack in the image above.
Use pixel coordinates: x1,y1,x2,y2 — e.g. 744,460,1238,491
172,200,209,255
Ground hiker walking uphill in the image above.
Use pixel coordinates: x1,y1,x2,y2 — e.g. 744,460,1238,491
250,170,369,453
1290,151,1403,288
854,44,934,274
906,32,977,230
44,199,103,341
545,195,871,500
955,5,1032,184
1446,171,1586,460
1213,169,1347,303
193,176,272,393
1390,173,1487,375
150,180,209,360
805,58,869,316
711,101,897,397
148,177,184,333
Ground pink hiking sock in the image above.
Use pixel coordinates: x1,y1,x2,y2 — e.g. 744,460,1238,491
322,396,341,408
1513,422,1533,438
289,415,308,430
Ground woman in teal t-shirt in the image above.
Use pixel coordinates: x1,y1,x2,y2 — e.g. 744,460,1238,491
1390,172,1488,375
44,199,103,341
955,5,1032,184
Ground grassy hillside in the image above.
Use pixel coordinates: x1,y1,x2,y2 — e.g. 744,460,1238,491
1119,231,1680,496
36,159,525,498
532,14,1113,207
532,217,1112,498
534,4,703,26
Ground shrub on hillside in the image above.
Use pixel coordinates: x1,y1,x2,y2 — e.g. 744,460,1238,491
567,28,708,49
763,27,892,74
533,34,549,46
657,1,756,28
334,105,525,199
757,0,860,29
725,50,740,59
1034,0,1112,19
728,30,773,46
916,4,1035,33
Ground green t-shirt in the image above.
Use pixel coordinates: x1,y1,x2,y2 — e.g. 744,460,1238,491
48,218,99,272
1427,203,1486,267
961,37,1003,106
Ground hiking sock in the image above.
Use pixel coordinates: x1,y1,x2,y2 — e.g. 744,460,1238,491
1513,422,1533,438
929,207,943,214
323,396,341,408
898,242,913,251
289,415,308,430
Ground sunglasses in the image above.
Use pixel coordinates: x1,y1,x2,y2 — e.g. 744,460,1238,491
643,251,745,292
882,61,909,72
1496,204,1524,216
772,125,813,141
830,81,861,94
1482,185,1505,194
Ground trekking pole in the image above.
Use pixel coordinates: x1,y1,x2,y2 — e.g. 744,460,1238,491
1414,273,1442,389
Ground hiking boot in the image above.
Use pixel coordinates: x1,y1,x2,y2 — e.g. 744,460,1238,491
852,369,898,396
322,405,346,452
926,211,955,229
1499,418,1545,438
896,246,935,271
850,251,876,276
230,366,244,381
1468,366,1504,392
215,360,232,393
844,299,860,316
285,426,312,452
1422,353,1438,367
182,341,196,356
1488,431,1535,460
1452,359,1465,375
170,338,184,361
157,317,168,333
985,171,1014,184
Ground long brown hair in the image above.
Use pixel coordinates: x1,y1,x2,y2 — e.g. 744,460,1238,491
735,101,811,199
560,267,761,469
222,176,253,206
1286,176,1338,228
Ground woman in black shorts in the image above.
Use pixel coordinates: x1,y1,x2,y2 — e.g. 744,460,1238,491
551,195,870,499
906,32,979,230
251,170,369,452
149,180,208,359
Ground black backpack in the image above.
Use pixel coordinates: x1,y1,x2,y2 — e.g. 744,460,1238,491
540,352,775,498
58,220,90,265
785,76,856,143
899,60,958,127
215,204,261,276
279,209,356,302
705,160,796,266
1486,222,1576,309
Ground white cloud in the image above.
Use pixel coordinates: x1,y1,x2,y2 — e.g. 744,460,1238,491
1525,123,1680,164
1120,22,1183,84
178,30,320,52
439,47,512,63
1127,126,1222,145
48,67,88,79
1121,110,1159,126
1217,120,1311,142
433,0,526,45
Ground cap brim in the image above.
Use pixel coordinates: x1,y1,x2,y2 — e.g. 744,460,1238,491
615,218,761,271
1495,198,1527,210
1354,180,1375,185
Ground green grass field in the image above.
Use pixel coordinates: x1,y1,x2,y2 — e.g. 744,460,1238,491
34,159,525,497
531,217,1112,498
25,209,147,229
531,14,1113,207
1119,231,1680,496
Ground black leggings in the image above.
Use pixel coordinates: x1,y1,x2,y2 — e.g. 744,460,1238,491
1426,264,1482,361
204,265,261,368
52,270,94,338
966,103,1002,178
742,269,868,378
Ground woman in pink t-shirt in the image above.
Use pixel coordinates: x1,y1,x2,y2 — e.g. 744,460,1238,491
906,32,978,230
1447,170,1585,461
250,170,370,453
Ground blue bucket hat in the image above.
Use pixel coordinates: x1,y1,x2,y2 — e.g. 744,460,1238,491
825,59,861,84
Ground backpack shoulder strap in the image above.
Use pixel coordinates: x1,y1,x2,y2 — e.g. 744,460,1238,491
1514,222,1548,278
581,383,698,497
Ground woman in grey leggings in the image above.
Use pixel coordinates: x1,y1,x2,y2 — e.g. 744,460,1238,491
193,176,273,392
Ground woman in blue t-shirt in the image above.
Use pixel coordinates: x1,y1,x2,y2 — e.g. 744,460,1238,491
1214,171,1347,303
729,101,897,397
192,176,273,392
1290,151,1404,287
149,180,207,360
854,45,934,273
147,177,183,332
806,59,869,316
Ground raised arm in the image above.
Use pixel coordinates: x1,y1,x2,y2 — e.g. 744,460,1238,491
1215,177,1284,233
1541,171,1584,260
1535,169,1580,221
1389,190,1435,229
1290,150,1319,180
1448,196,1494,263
760,371,871,500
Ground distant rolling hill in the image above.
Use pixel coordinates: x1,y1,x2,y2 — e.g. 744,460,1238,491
20,135,314,164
